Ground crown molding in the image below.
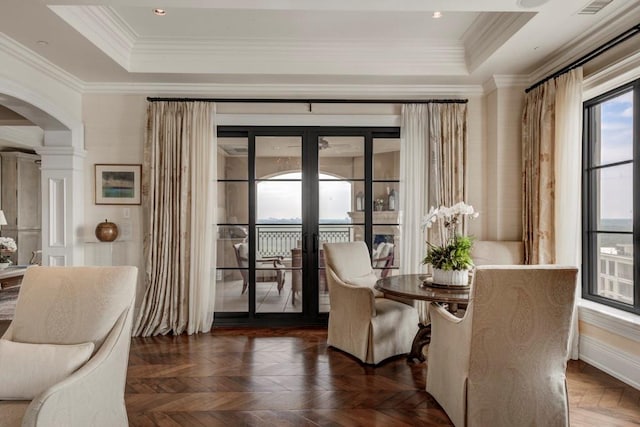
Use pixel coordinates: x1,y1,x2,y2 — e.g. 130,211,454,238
130,38,467,76
583,50,640,100
48,5,136,70
482,74,530,93
463,12,535,72
82,81,485,97
0,33,84,94
528,2,640,84
49,5,469,76
0,126,44,148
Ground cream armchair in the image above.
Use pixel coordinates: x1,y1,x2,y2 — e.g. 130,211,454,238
0,266,138,427
426,265,578,427
323,242,419,365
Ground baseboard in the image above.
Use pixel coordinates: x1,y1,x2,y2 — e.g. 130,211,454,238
579,335,640,390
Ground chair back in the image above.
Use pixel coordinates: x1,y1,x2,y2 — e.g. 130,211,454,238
8,266,137,351
323,241,373,280
373,243,395,278
466,265,577,426
471,240,524,265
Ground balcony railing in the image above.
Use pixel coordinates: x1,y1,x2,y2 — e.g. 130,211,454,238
256,225,352,258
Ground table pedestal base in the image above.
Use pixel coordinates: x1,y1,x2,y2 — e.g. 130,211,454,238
408,323,431,363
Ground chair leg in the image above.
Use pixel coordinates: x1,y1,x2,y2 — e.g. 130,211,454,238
241,280,247,294
277,271,284,295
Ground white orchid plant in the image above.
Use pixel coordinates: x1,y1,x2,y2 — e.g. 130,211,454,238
0,236,17,264
421,202,479,271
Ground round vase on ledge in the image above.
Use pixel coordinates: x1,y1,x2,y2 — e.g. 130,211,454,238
432,268,469,287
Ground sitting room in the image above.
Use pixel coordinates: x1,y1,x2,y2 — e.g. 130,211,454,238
1,1,640,426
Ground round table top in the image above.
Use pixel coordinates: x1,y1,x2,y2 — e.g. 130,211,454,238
374,274,470,304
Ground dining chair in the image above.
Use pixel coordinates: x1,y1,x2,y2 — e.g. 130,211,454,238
426,265,578,427
323,241,419,365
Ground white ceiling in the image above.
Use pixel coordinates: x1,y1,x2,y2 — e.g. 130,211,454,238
0,0,639,88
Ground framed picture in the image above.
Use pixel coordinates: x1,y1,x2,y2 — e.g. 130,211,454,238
94,164,142,205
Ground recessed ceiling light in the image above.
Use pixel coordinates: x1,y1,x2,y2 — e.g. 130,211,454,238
432,11,443,19
36,40,48,46
153,8,166,16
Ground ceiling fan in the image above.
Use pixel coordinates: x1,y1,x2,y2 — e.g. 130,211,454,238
318,137,331,150
286,137,353,152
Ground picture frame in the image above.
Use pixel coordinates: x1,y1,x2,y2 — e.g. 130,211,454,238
94,164,142,205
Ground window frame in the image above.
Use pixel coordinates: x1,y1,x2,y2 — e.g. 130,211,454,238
582,79,640,314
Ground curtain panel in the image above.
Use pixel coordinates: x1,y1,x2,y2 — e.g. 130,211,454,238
400,103,468,322
522,68,583,359
134,101,217,336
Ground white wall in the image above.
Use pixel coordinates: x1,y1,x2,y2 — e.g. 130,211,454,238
82,94,146,305
79,93,522,309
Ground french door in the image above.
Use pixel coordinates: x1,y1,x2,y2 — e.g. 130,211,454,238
215,126,400,326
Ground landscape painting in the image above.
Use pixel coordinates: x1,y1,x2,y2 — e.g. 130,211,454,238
95,164,141,205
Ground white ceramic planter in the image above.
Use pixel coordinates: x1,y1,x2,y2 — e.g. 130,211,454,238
432,268,469,287
0,262,10,270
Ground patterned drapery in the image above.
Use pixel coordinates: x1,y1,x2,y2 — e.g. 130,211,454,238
400,102,468,322
134,101,216,336
522,68,583,359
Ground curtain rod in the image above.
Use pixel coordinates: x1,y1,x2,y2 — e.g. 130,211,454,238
146,97,468,105
526,23,640,93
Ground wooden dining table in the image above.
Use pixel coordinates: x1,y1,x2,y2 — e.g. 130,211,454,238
375,274,471,362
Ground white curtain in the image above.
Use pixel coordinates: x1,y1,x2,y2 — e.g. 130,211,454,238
522,68,583,359
400,103,468,322
399,104,432,278
554,69,583,360
134,101,217,336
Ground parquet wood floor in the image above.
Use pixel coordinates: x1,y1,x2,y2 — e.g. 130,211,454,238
127,328,640,426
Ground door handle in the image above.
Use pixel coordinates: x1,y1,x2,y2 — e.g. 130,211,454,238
302,233,308,253
313,233,318,253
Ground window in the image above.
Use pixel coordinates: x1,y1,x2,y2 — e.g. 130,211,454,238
583,81,638,314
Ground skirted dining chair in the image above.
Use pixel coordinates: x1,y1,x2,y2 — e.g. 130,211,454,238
0,266,138,427
323,241,419,365
426,265,578,427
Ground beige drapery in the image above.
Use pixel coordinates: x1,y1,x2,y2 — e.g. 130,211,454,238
400,103,468,322
134,101,216,336
522,68,583,359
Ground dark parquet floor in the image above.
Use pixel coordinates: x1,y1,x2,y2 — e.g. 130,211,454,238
126,328,640,426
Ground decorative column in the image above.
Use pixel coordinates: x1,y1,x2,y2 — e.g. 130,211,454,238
37,132,86,266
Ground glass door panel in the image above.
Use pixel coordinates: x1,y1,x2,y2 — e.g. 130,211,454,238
215,137,249,313
255,136,302,313
372,138,400,278
318,136,365,313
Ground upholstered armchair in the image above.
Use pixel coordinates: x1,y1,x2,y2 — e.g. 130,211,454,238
323,242,419,365
0,266,138,427
426,265,578,427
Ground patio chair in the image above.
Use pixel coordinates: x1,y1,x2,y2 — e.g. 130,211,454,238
233,242,286,295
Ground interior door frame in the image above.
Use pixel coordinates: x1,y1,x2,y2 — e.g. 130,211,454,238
215,125,400,327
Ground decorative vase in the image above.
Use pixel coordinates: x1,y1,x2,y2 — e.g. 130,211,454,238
432,268,469,287
95,219,119,242
0,262,10,270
